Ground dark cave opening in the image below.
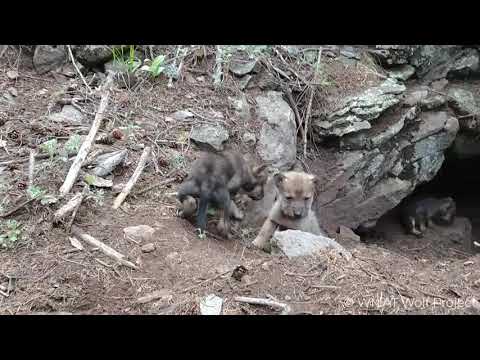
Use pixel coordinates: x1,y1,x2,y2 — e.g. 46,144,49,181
408,149,480,242
362,147,480,254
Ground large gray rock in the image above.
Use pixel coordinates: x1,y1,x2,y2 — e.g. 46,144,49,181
410,46,480,82
75,45,114,67
371,45,419,66
315,111,459,231
447,87,480,132
271,230,351,260
190,124,229,151
33,45,67,74
388,64,416,81
256,91,297,170
313,78,406,138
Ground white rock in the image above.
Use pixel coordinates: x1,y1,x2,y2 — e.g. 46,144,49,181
199,294,223,315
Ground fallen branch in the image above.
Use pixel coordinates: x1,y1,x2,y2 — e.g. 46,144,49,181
234,296,291,315
112,146,151,209
28,150,36,187
53,191,85,223
72,227,137,269
66,186,89,233
59,73,113,196
66,45,92,94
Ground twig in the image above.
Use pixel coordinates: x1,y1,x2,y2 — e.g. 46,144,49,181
283,87,305,139
72,227,137,269
28,150,36,187
53,191,85,223
234,296,292,315
303,48,322,158
66,186,89,233
66,45,92,94
112,146,151,209
59,73,114,196
0,197,36,218
135,177,177,196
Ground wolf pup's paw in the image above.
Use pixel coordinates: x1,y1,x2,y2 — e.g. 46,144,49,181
196,228,206,240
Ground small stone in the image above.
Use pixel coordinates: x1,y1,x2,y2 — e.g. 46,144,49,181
464,260,475,266
141,243,156,253
190,124,229,151
171,110,194,121
123,225,155,243
6,70,18,80
284,295,291,301
229,59,257,76
261,261,272,271
473,279,480,288
7,87,18,97
196,76,205,82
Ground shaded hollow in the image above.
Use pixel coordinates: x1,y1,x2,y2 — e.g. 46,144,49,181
358,147,480,257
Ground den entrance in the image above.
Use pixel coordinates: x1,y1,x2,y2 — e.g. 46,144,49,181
361,148,480,259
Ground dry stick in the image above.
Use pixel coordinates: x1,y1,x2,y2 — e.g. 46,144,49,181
234,296,292,315
28,150,36,188
303,48,322,158
71,227,137,269
66,45,92,94
53,191,84,223
112,146,151,209
66,186,89,233
59,74,113,196
284,87,305,139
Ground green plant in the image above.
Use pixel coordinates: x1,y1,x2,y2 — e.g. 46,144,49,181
141,55,166,78
64,133,82,155
169,153,185,169
112,45,141,74
27,185,45,200
0,219,22,249
90,189,105,206
40,138,58,159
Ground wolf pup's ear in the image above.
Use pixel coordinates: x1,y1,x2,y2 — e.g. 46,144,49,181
274,172,285,191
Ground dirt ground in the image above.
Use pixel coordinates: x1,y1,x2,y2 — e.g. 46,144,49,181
1,48,480,315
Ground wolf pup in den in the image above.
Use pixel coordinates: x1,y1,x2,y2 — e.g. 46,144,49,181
176,151,267,239
400,196,456,237
252,171,326,252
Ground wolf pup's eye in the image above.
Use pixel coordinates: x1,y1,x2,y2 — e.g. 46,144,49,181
286,196,293,200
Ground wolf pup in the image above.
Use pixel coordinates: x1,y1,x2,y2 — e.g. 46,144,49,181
176,151,267,239
252,171,325,252
400,196,456,237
